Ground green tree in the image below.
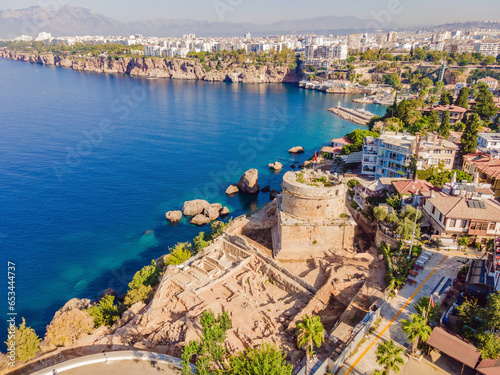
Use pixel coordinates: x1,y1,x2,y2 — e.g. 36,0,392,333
461,113,481,154
166,242,193,266
473,82,498,121
375,340,405,374
476,333,500,360
486,292,500,331
123,283,153,306
193,231,210,251
438,110,450,138
227,343,293,375
455,87,470,109
374,207,388,222
428,110,440,132
128,260,161,289
181,310,232,375
87,295,121,327
5,318,41,362
296,315,325,375
413,296,440,323
439,91,453,105
401,313,432,353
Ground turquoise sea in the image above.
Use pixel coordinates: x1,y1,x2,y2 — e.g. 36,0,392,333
0,58,386,340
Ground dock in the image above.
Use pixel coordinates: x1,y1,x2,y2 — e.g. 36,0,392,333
328,106,375,126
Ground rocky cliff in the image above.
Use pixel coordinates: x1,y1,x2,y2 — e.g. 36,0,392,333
0,49,300,83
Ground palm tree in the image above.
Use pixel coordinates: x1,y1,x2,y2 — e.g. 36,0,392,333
376,340,405,374
401,313,432,353
373,370,388,375
296,314,325,375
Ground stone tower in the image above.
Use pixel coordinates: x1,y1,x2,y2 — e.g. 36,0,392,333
271,170,356,259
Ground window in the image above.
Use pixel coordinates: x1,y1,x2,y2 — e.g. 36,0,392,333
461,220,467,228
449,219,456,227
434,149,441,154
489,222,496,230
444,159,452,165
439,213,443,222
432,206,436,215
444,150,453,155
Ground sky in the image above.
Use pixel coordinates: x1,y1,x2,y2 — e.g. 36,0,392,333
0,0,499,26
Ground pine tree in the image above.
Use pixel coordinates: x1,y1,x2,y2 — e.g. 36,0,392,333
473,83,498,121
461,113,481,155
439,91,453,105
438,110,450,138
4,318,41,362
428,110,439,132
455,87,470,109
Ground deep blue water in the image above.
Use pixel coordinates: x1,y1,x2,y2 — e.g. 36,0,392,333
0,58,386,340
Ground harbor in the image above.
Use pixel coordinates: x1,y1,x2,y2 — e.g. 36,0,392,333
328,105,376,126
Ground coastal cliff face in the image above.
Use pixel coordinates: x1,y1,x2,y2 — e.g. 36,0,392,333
0,49,300,83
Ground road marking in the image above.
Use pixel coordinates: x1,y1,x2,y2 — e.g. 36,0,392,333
343,255,449,375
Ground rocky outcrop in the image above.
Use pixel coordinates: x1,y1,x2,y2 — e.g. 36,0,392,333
204,206,220,221
165,210,183,223
237,169,260,194
288,146,305,154
190,214,212,226
261,185,271,193
0,49,301,83
220,207,230,216
182,199,210,216
269,161,283,170
270,190,280,200
226,184,239,195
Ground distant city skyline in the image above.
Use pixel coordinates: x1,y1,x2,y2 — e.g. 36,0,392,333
1,0,499,27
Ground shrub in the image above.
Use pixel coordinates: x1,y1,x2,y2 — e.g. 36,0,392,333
193,231,210,251
458,236,470,247
124,284,154,307
350,201,359,209
228,343,293,375
347,179,361,189
45,309,94,347
128,260,161,290
374,207,388,222
165,242,193,266
87,295,121,328
5,318,41,362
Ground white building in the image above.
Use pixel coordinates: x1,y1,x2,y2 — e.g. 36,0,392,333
35,32,52,41
478,133,500,152
475,42,500,57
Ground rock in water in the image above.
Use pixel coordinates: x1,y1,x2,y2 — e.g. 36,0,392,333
183,199,210,216
165,210,182,223
288,146,305,154
101,288,116,299
210,203,223,211
237,169,260,194
190,214,212,226
269,161,283,170
261,185,271,193
270,190,280,200
225,184,239,195
204,206,220,221
220,207,230,216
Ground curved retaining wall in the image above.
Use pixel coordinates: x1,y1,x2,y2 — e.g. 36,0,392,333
31,350,188,375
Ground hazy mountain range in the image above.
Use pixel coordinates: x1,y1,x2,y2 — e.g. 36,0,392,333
0,5,399,38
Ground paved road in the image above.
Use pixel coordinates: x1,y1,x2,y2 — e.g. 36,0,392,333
338,248,473,375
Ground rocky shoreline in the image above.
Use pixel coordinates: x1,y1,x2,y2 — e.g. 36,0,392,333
0,49,300,83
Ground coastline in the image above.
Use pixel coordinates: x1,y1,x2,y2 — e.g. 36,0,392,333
0,48,300,83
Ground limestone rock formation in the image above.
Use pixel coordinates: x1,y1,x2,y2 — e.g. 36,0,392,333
288,146,305,154
237,169,260,194
165,210,183,223
226,184,239,195
191,214,212,226
183,199,210,216
261,185,271,193
210,203,223,211
269,161,283,170
220,206,230,216
204,206,220,221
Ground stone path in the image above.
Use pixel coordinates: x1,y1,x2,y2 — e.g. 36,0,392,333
338,248,470,375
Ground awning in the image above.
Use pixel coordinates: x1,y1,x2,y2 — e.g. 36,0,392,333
426,327,481,369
